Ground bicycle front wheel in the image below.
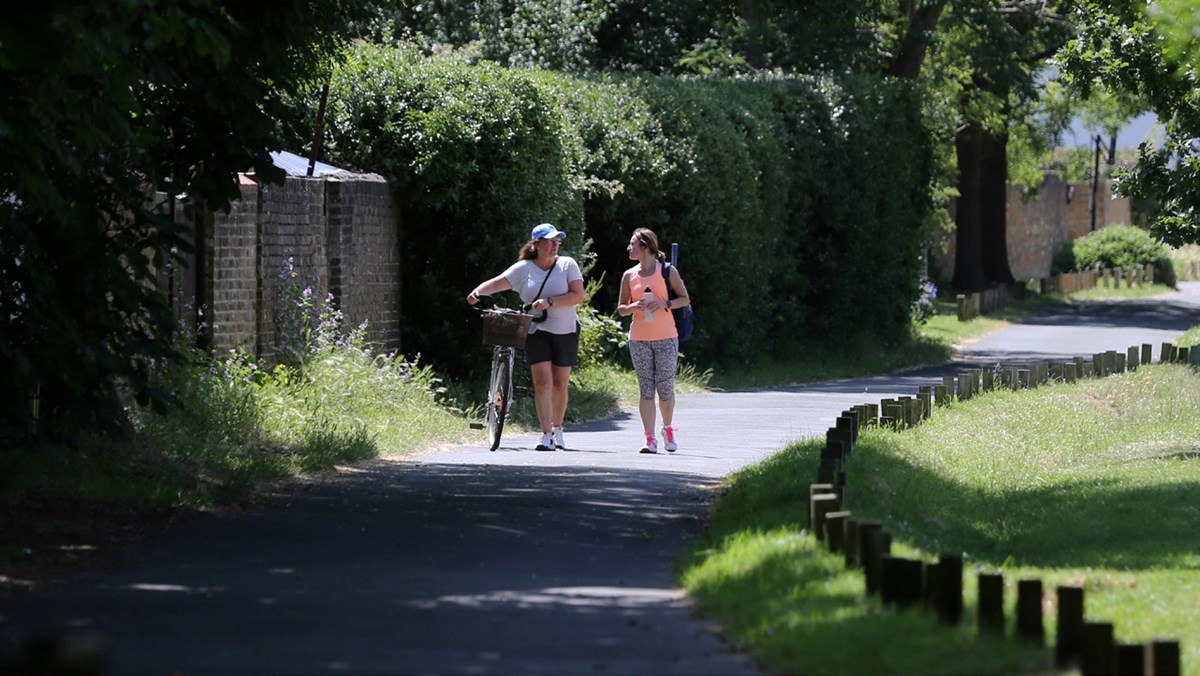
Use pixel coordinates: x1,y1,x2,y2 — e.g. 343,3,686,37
486,348,513,451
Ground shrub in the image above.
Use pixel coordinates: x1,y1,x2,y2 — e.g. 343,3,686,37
1054,224,1176,287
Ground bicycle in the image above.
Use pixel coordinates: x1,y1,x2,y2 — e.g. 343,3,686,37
471,295,533,451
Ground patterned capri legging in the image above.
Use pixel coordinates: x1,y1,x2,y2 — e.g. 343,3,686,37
628,338,679,401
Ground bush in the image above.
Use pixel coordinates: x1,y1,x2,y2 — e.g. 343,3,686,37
1053,224,1176,287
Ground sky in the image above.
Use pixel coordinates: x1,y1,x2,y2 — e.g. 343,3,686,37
1063,111,1163,150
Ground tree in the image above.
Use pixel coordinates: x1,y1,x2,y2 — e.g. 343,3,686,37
0,1,383,446
1055,0,1200,246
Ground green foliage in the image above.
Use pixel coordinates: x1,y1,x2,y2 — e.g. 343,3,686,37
1056,1,1200,246
317,44,935,376
1053,224,1176,286
0,0,382,445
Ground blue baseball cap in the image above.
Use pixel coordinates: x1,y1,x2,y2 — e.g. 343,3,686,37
531,223,567,240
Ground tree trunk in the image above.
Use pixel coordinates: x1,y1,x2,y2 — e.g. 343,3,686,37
980,123,1016,284
887,1,949,79
953,122,987,292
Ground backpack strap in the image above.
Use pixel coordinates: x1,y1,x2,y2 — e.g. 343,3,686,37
662,262,676,300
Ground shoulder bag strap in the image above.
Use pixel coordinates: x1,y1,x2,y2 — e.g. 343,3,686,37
662,262,676,300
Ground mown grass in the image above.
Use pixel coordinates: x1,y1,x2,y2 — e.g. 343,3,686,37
681,363,1200,675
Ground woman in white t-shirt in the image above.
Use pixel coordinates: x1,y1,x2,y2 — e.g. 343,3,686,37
467,223,586,451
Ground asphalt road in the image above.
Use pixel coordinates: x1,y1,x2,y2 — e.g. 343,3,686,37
2,283,1198,675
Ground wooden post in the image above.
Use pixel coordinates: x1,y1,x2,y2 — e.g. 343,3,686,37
1056,586,1085,667
957,294,969,321
1141,343,1153,366
924,561,940,606
1065,363,1077,383
882,556,924,608
1161,342,1173,364
825,511,850,553
943,375,956,400
1094,353,1107,377
1075,356,1087,379
1115,644,1146,675
838,414,857,447
844,518,863,569
1018,369,1030,389
936,554,963,624
1128,346,1139,371
808,483,835,532
1081,622,1115,676
1053,364,1064,382
863,529,891,596
978,572,1004,635
1150,640,1180,676
1179,346,1190,364
918,390,932,420
810,493,840,542
1016,579,1044,644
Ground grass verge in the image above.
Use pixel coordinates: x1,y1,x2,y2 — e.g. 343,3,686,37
681,363,1200,674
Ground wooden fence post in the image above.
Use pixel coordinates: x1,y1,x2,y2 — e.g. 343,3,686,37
936,554,963,624
808,483,835,531
1016,579,1044,644
1081,622,1115,676
1128,346,1139,371
863,528,891,596
978,573,1005,635
1142,343,1153,366
1115,644,1146,675
810,493,840,542
1150,640,1180,675
843,518,863,569
1056,586,1085,667
825,511,850,553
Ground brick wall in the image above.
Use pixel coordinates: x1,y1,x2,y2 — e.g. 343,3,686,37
208,176,259,350
256,177,329,359
932,174,1132,283
173,173,402,360
325,174,401,353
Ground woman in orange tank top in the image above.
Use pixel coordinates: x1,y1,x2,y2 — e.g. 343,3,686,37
616,228,691,454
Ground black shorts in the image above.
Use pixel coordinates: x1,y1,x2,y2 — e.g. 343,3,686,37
524,328,580,367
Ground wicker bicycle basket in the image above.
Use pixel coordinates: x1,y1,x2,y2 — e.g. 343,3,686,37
481,310,533,348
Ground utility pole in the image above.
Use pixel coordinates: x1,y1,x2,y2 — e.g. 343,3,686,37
1090,134,1117,231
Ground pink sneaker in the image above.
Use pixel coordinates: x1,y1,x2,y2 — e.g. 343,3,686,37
661,426,677,452
639,435,658,454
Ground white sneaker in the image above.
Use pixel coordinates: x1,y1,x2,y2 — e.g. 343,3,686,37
639,435,658,454
536,432,554,451
661,426,678,452
552,426,566,450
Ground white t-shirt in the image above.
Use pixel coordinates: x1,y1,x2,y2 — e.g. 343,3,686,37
503,257,584,335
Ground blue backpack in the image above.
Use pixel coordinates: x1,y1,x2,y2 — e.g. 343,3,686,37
662,262,694,342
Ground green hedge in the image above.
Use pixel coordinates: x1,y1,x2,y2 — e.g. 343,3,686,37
318,43,934,376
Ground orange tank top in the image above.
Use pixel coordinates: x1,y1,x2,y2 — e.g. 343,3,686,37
628,263,677,342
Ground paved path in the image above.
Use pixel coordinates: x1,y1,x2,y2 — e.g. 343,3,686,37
3,284,1199,675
